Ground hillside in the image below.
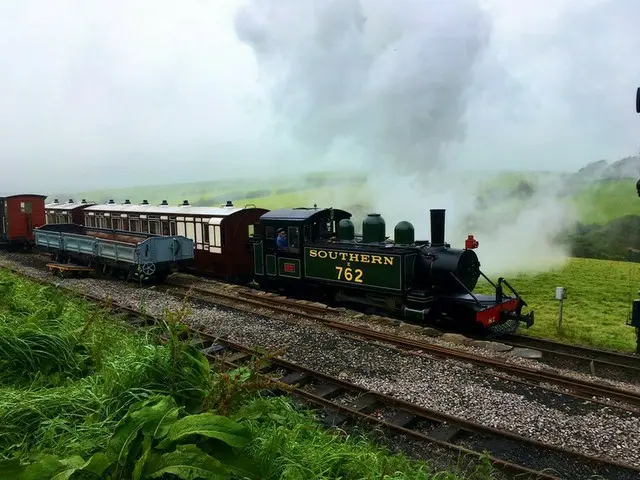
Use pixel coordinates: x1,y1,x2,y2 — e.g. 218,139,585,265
59,167,639,225
572,179,640,224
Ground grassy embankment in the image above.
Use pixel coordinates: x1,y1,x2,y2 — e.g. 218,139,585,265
0,268,493,480
478,256,640,352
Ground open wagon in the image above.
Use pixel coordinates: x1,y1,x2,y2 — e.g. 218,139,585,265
35,224,194,282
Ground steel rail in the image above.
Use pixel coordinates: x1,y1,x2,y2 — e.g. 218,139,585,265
162,282,640,409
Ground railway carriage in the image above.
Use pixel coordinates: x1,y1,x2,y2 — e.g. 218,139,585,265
0,193,47,250
44,198,96,224
81,199,268,280
251,206,534,334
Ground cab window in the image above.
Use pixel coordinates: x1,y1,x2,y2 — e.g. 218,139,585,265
288,227,300,253
265,226,275,240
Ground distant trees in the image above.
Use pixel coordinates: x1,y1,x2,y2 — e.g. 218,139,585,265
565,215,640,262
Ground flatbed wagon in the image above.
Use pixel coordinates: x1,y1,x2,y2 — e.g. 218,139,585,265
35,223,194,282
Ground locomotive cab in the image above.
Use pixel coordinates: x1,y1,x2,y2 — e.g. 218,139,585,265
251,206,351,289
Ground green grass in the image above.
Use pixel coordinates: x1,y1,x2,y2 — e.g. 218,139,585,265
572,179,640,224
0,272,212,461
0,268,486,480
478,257,640,352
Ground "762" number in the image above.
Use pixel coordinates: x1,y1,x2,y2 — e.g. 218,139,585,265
335,266,363,283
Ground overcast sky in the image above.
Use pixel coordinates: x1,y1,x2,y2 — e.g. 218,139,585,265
1,0,639,193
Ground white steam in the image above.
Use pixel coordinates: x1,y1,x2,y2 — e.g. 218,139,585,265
235,0,581,275
234,0,491,174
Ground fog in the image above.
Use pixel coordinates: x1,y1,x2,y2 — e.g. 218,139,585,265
1,0,639,274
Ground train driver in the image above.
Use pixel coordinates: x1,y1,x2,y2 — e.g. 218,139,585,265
277,228,288,249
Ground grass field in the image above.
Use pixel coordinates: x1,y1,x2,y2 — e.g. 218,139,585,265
478,257,640,352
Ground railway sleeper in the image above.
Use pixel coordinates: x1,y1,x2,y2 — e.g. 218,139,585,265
310,383,344,400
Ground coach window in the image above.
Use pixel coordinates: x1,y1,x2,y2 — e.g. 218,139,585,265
185,218,195,241
287,227,300,253
203,223,210,244
248,224,254,238
20,202,32,214
161,220,170,235
112,218,121,230
213,225,221,247
149,220,159,235
170,220,176,235
130,218,140,232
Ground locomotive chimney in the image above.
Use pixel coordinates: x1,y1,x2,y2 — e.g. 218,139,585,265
430,209,445,247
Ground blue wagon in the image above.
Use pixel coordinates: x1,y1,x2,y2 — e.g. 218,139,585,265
35,224,194,282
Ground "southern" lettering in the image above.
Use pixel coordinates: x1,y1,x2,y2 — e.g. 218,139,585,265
308,248,394,266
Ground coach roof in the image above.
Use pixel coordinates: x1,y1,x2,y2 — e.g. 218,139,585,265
260,207,351,222
0,193,47,199
83,203,256,217
45,199,96,210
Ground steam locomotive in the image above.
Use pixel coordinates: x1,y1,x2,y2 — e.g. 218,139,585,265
2,194,534,336
252,207,533,336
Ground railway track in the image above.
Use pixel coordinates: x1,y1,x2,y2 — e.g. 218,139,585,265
162,279,640,411
45,284,640,479
168,275,640,384
9,252,640,384
498,333,640,381
244,287,640,384
4,263,640,479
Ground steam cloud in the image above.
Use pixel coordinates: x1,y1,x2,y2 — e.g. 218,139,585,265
234,0,580,275
234,0,492,175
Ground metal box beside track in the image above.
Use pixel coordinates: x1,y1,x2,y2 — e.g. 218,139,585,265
35,224,194,281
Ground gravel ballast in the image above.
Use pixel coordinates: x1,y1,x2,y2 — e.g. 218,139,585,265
2,252,640,471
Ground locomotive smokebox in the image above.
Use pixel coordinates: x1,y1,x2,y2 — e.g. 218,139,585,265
430,209,445,247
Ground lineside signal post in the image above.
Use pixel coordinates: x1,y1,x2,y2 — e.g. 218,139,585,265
556,287,566,330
